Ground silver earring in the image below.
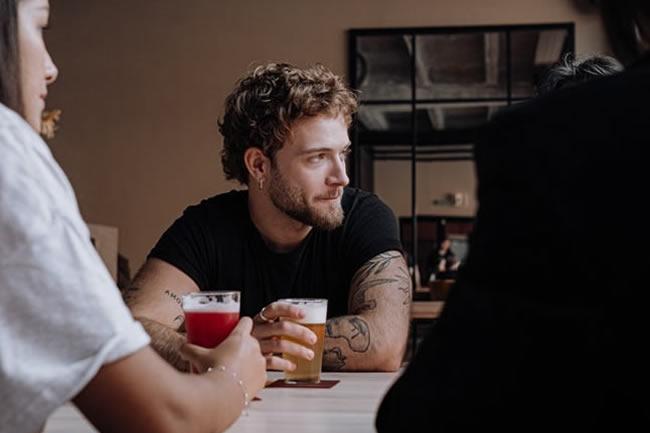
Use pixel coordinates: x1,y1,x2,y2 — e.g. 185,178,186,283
258,178,264,191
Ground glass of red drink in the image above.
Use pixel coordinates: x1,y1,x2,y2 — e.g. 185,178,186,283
182,291,240,349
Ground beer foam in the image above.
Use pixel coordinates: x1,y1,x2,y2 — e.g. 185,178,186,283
279,299,327,324
182,296,240,313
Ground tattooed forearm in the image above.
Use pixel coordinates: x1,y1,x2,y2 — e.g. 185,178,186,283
349,250,411,313
137,317,188,372
322,250,410,371
323,347,347,370
326,317,371,352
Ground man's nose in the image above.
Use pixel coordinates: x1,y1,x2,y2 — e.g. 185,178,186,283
327,155,349,187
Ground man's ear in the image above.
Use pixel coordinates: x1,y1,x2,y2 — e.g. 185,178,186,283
243,147,270,189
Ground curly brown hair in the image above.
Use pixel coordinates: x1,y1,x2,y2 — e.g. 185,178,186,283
218,63,358,184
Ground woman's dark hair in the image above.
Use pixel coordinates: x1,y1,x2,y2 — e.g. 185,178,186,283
0,0,23,114
536,54,623,95
599,0,650,65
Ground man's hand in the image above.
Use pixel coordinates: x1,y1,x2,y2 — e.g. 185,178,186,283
252,302,318,371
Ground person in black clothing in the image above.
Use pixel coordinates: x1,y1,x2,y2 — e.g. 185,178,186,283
126,63,411,373
376,1,650,431
428,237,461,282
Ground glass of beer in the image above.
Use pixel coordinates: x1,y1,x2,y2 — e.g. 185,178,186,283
182,291,240,349
278,298,328,384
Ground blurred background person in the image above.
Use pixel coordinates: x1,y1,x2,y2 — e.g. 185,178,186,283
428,236,461,282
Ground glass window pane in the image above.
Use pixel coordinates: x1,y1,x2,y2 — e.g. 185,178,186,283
415,101,507,132
358,104,413,132
415,32,508,101
356,34,413,101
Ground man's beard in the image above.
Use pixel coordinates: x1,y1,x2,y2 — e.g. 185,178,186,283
268,168,344,231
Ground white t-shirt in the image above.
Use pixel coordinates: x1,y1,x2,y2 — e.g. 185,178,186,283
0,104,150,433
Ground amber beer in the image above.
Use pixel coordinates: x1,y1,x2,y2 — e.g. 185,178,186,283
280,298,328,383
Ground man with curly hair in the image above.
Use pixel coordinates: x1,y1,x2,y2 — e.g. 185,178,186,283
126,63,410,373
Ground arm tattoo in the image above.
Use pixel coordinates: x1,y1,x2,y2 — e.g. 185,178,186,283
323,347,347,370
164,289,183,306
396,265,412,304
326,317,371,352
173,314,185,329
353,251,403,283
350,278,394,313
122,285,141,304
349,250,410,313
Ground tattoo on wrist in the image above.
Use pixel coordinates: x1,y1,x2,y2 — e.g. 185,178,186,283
164,289,183,306
326,317,370,352
323,347,347,370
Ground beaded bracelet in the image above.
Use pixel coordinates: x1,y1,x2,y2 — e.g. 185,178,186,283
206,365,250,409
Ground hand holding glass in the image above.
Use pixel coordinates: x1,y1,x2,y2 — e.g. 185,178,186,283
278,298,328,383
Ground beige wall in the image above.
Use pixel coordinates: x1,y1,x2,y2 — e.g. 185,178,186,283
46,0,608,270
375,160,479,217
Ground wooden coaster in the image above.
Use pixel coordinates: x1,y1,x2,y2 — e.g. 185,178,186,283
266,379,339,389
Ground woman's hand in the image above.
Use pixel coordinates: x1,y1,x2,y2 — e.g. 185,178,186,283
180,317,267,399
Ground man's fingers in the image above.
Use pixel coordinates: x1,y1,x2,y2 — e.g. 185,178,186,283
255,302,305,323
259,338,315,361
253,320,317,345
266,355,296,372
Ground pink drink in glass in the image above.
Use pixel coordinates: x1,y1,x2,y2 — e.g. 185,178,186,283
182,291,240,348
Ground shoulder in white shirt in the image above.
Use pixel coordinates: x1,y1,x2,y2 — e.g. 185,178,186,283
0,103,149,433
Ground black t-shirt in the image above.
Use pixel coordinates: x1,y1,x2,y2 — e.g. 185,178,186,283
149,187,402,318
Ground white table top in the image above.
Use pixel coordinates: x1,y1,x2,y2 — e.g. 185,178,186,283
44,371,399,433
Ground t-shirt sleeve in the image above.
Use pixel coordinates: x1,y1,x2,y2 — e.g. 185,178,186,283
0,120,150,433
148,204,214,291
342,192,403,278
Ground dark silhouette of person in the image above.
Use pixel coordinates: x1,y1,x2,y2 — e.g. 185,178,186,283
377,1,650,431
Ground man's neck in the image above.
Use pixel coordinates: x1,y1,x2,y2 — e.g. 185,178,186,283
248,187,312,253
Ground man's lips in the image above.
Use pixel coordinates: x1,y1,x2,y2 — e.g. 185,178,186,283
316,192,342,201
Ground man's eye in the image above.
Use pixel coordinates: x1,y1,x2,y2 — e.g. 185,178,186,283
309,154,326,162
